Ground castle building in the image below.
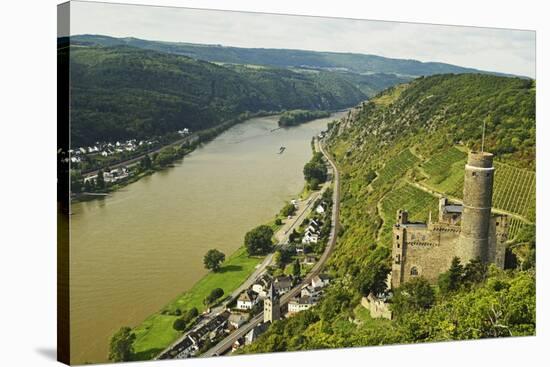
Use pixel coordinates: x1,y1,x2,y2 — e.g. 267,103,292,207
263,282,280,323
391,151,508,288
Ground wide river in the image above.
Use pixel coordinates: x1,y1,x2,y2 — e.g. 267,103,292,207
69,112,344,364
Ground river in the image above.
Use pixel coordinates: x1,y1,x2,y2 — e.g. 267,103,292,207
69,112,345,364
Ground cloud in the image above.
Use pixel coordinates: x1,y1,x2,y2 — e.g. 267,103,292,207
69,1,535,77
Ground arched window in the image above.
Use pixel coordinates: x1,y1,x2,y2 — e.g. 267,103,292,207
410,266,418,276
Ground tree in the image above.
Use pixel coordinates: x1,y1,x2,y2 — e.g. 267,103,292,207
96,169,105,190
292,258,301,277
108,326,135,362
358,261,390,296
391,277,435,318
204,287,224,305
203,249,225,272
173,318,187,331
281,203,296,217
140,154,152,170
273,250,283,268
438,257,463,294
183,307,199,323
303,152,327,186
244,225,274,255
462,257,488,285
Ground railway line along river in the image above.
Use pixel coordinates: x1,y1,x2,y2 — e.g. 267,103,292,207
69,111,345,364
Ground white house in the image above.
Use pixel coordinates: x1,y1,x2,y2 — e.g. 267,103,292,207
288,296,315,314
311,274,330,289
315,205,325,214
236,290,257,310
228,313,249,329
302,232,318,244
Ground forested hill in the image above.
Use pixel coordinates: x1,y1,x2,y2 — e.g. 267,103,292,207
72,34,516,78
68,44,366,146
240,74,536,354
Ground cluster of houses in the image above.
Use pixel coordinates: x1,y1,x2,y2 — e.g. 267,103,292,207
236,274,293,310
84,167,131,184
288,274,330,314
160,311,229,359
300,216,323,246
69,139,157,163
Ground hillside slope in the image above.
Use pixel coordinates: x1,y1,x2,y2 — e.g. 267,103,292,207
69,44,366,146
239,74,536,354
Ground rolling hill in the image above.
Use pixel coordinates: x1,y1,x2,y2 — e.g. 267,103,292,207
68,44,367,146
72,34,516,78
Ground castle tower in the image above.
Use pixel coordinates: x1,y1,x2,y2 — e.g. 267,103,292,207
264,282,280,323
458,151,495,263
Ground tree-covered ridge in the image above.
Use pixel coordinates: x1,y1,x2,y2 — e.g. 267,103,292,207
239,73,535,354
69,44,366,146
71,34,518,78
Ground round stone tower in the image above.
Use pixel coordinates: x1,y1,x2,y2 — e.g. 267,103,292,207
458,151,494,263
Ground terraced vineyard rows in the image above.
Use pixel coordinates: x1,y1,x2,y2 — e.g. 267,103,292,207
372,149,420,190
508,217,526,240
493,162,536,222
421,147,535,222
378,183,439,247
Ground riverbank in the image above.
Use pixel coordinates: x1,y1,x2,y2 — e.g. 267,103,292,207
71,110,282,203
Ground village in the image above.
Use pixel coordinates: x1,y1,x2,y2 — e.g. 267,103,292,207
158,176,336,359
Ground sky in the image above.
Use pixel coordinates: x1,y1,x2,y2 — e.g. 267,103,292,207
68,1,536,78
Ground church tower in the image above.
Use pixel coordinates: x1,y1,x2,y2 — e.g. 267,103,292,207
264,282,280,323
458,151,495,263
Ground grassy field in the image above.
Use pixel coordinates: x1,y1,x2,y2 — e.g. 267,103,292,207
131,247,263,360
371,149,420,190
378,183,439,247
421,147,467,197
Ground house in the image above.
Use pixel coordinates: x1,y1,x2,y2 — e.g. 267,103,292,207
315,204,325,214
245,323,268,345
228,312,249,329
288,295,315,314
231,337,245,352
273,275,292,295
251,275,270,298
236,290,257,310
300,285,322,301
301,232,318,244
311,274,330,288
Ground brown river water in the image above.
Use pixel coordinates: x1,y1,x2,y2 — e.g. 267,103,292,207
69,112,344,364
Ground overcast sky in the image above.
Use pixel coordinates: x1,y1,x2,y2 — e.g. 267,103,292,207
68,1,536,78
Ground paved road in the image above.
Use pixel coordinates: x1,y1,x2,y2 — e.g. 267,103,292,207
201,137,341,357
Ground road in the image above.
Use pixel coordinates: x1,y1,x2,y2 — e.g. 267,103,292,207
201,137,341,357
156,140,333,359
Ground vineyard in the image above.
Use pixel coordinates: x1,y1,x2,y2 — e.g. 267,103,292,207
493,162,536,222
371,149,420,190
420,147,536,224
378,183,439,247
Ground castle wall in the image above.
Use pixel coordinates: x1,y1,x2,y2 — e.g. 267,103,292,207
392,224,461,287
